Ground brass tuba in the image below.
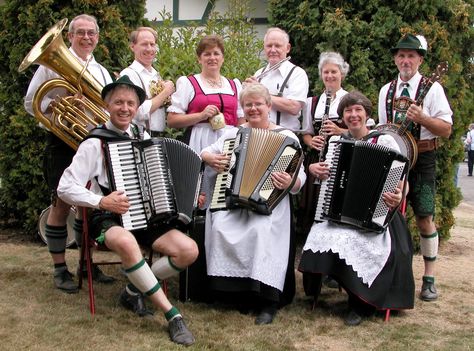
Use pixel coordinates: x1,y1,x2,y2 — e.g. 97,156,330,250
18,18,108,150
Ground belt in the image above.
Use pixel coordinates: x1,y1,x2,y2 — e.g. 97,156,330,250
417,139,438,153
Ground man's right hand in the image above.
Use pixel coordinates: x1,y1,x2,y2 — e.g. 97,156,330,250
99,190,130,214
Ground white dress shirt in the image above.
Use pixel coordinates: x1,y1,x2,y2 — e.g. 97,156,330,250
255,60,309,132
378,71,452,140
300,88,348,135
57,120,150,209
120,60,166,132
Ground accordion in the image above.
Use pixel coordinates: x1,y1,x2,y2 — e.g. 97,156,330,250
104,138,203,232
210,128,303,215
315,138,408,233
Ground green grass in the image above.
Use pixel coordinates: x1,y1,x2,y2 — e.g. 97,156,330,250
1,204,473,351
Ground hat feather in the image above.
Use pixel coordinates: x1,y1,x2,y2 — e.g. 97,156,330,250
416,35,428,51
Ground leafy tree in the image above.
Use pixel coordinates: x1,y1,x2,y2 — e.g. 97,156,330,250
0,0,147,232
269,0,474,243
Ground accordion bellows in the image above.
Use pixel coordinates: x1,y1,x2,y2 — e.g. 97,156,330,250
211,128,303,215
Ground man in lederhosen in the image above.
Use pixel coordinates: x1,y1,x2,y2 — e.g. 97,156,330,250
378,34,453,301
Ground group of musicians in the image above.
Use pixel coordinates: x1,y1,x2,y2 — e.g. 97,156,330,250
23,13,453,346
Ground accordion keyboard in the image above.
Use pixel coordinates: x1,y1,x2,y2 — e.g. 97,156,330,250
107,141,148,231
314,139,339,222
210,138,236,211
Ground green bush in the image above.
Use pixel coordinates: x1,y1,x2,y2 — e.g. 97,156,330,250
268,0,474,246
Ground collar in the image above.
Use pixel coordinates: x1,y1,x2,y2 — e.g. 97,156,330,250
130,60,157,75
397,71,422,91
105,120,133,137
69,47,97,65
263,59,294,77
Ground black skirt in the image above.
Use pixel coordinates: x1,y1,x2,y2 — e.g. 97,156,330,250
298,211,415,310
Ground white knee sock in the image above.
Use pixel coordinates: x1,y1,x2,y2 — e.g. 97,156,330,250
124,258,161,296
151,256,182,280
420,232,438,261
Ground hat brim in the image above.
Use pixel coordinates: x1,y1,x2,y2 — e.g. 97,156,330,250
101,80,147,105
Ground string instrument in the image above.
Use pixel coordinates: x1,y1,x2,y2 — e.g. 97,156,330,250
376,62,448,168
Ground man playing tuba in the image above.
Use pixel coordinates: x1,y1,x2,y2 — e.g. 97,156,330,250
24,14,114,293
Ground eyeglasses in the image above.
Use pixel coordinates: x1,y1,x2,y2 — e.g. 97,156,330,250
243,102,266,109
73,30,98,37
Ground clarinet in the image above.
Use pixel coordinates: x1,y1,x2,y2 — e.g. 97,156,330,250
317,90,332,162
313,90,332,184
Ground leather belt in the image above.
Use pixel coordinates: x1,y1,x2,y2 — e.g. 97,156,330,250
417,139,438,153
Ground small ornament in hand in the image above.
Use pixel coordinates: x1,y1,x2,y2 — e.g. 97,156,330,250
209,112,226,130
149,79,172,108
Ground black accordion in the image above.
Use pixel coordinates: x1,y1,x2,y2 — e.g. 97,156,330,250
210,128,303,215
315,138,408,233
104,138,203,232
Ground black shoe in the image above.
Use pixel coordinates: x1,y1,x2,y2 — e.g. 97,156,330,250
168,316,195,346
323,276,339,289
119,289,154,317
77,264,116,284
255,306,277,325
53,269,79,294
344,309,363,326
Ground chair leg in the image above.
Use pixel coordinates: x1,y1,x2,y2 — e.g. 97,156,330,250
384,309,391,322
81,207,95,316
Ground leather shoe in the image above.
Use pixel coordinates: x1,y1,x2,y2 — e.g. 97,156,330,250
77,264,116,284
344,309,363,326
255,306,277,325
169,316,195,346
119,288,154,317
420,279,438,301
53,268,79,294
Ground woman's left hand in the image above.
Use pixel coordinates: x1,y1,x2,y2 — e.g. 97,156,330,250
271,171,292,190
382,183,403,209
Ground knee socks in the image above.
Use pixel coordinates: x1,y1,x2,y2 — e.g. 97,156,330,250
73,218,83,248
151,256,183,280
420,231,438,262
45,224,67,254
124,258,161,296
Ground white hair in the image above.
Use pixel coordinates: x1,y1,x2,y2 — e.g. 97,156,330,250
318,51,350,79
264,27,290,44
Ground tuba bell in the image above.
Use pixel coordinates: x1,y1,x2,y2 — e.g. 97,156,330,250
18,18,108,150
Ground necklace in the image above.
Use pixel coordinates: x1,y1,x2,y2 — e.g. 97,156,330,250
205,76,223,88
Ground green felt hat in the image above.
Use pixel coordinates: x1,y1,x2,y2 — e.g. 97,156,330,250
101,75,146,105
391,33,427,56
